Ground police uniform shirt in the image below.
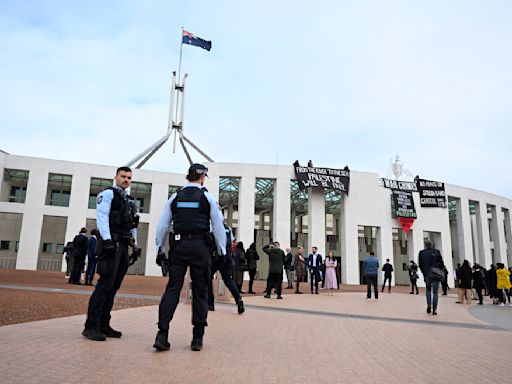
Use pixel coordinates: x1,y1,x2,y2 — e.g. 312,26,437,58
96,186,137,244
156,183,226,255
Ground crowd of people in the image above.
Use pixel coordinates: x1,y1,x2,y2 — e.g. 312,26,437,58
454,260,512,306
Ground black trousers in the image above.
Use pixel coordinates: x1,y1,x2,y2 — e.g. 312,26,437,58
208,256,241,307
267,272,283,296
70,255,85,283
310,268,320,293
475,287,483,304
381,276,392,292
158,239,211,338
85,243,129,330
248,268,257,292
410,278,419,293
366,274,378,299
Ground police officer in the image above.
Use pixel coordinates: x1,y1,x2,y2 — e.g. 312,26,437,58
153,163,226,352
208,224,244,314
82,166,139,341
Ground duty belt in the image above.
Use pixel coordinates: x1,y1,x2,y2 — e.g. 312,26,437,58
174,233,208,241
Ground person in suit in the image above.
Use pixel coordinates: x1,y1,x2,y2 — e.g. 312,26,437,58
307,246,323,294
418,239,445,315
85,229,99,285
69,227,88,285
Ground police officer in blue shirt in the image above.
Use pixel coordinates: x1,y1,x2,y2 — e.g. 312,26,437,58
153,163,226,352
82,166,139,341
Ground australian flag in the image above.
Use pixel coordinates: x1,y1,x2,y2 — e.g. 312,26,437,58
182,30,212,51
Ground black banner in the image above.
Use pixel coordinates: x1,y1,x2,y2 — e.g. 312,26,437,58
380,178,417,192
416,178,447,208
294,165,350,194
391,190,417,218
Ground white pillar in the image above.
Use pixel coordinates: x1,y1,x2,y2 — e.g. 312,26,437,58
504,208,512,266
339,194,359,285
409,226,426,286
377,226,393,286
456,198,474,264
272,176,290,248
493,206,508,265
476,201,492,267
307,188,325,257
17,164,48,270
145,182,169,276
238,176,255,247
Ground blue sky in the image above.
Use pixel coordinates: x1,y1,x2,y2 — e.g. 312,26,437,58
1,1,511,197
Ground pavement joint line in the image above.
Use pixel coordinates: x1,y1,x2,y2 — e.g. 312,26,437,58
214,301,511,333
2,283,509,332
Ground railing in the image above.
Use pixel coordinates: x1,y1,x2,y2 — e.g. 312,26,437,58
0,257,17,269
37,258,62,271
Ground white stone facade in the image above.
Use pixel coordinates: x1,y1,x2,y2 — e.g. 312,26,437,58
1,151,511,287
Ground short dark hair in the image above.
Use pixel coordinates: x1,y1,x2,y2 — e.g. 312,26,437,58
116,166,132,175
186,172,201,181
386,259,390,262
370,251,375,256
80,227,87,234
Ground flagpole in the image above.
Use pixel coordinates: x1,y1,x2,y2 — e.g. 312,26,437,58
177,27,184,83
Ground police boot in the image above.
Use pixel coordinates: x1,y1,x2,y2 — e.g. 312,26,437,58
153,330,170,351
191,337,203,351
82,328,106,341
237,300,245,315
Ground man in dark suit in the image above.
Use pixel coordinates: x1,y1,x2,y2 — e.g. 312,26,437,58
69,227,88,285
418,239,445,315
307,246,323,294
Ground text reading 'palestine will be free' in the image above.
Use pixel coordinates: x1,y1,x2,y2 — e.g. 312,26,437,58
294,166,350,194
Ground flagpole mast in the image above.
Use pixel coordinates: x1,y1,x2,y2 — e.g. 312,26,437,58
177,26,184,83
174,27,184,153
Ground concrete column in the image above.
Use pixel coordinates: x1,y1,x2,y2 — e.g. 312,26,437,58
290,209,296,242
439,225,455,288
476,201,492,267
206,174,220,201
145,181,169,276
62,168,91,271
273,177,290,248
504,208,512,266
307,188,325,257
408,226,426,286
377,226,393,286
17,164,49,270
339,195,359,285
456,198,474,264
238,176,255,247
492,206,508,265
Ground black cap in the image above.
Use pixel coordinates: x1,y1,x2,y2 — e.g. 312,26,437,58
188,163,208,177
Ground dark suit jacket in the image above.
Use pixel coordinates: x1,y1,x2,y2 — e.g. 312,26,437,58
418,248,444,280
72,234,88,259
307,253,322,270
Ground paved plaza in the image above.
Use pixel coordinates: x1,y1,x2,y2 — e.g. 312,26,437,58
1,284,511,384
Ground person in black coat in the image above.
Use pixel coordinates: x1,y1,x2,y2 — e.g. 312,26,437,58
485,265,499,304
418,239,444,315
472,264,485,305
457,260,473,304
69,227,88,285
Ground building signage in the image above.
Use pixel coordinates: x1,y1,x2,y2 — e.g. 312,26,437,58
415,178,447,208
380,178,418,192
391,190,417,219
294,165,350,194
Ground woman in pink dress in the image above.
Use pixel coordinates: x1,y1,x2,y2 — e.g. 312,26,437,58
324,251,338,295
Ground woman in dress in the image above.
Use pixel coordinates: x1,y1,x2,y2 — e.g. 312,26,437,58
324,250,338,295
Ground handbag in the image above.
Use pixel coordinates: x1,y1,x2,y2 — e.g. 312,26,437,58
429,267,445,281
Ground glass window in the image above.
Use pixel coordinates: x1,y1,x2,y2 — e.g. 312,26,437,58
130,182,152,213
88,178,113,209
15,241,20,252
2,169,29,203
56,243,64,254
0,241,10,250
42,243,53,253
46,174,72,207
